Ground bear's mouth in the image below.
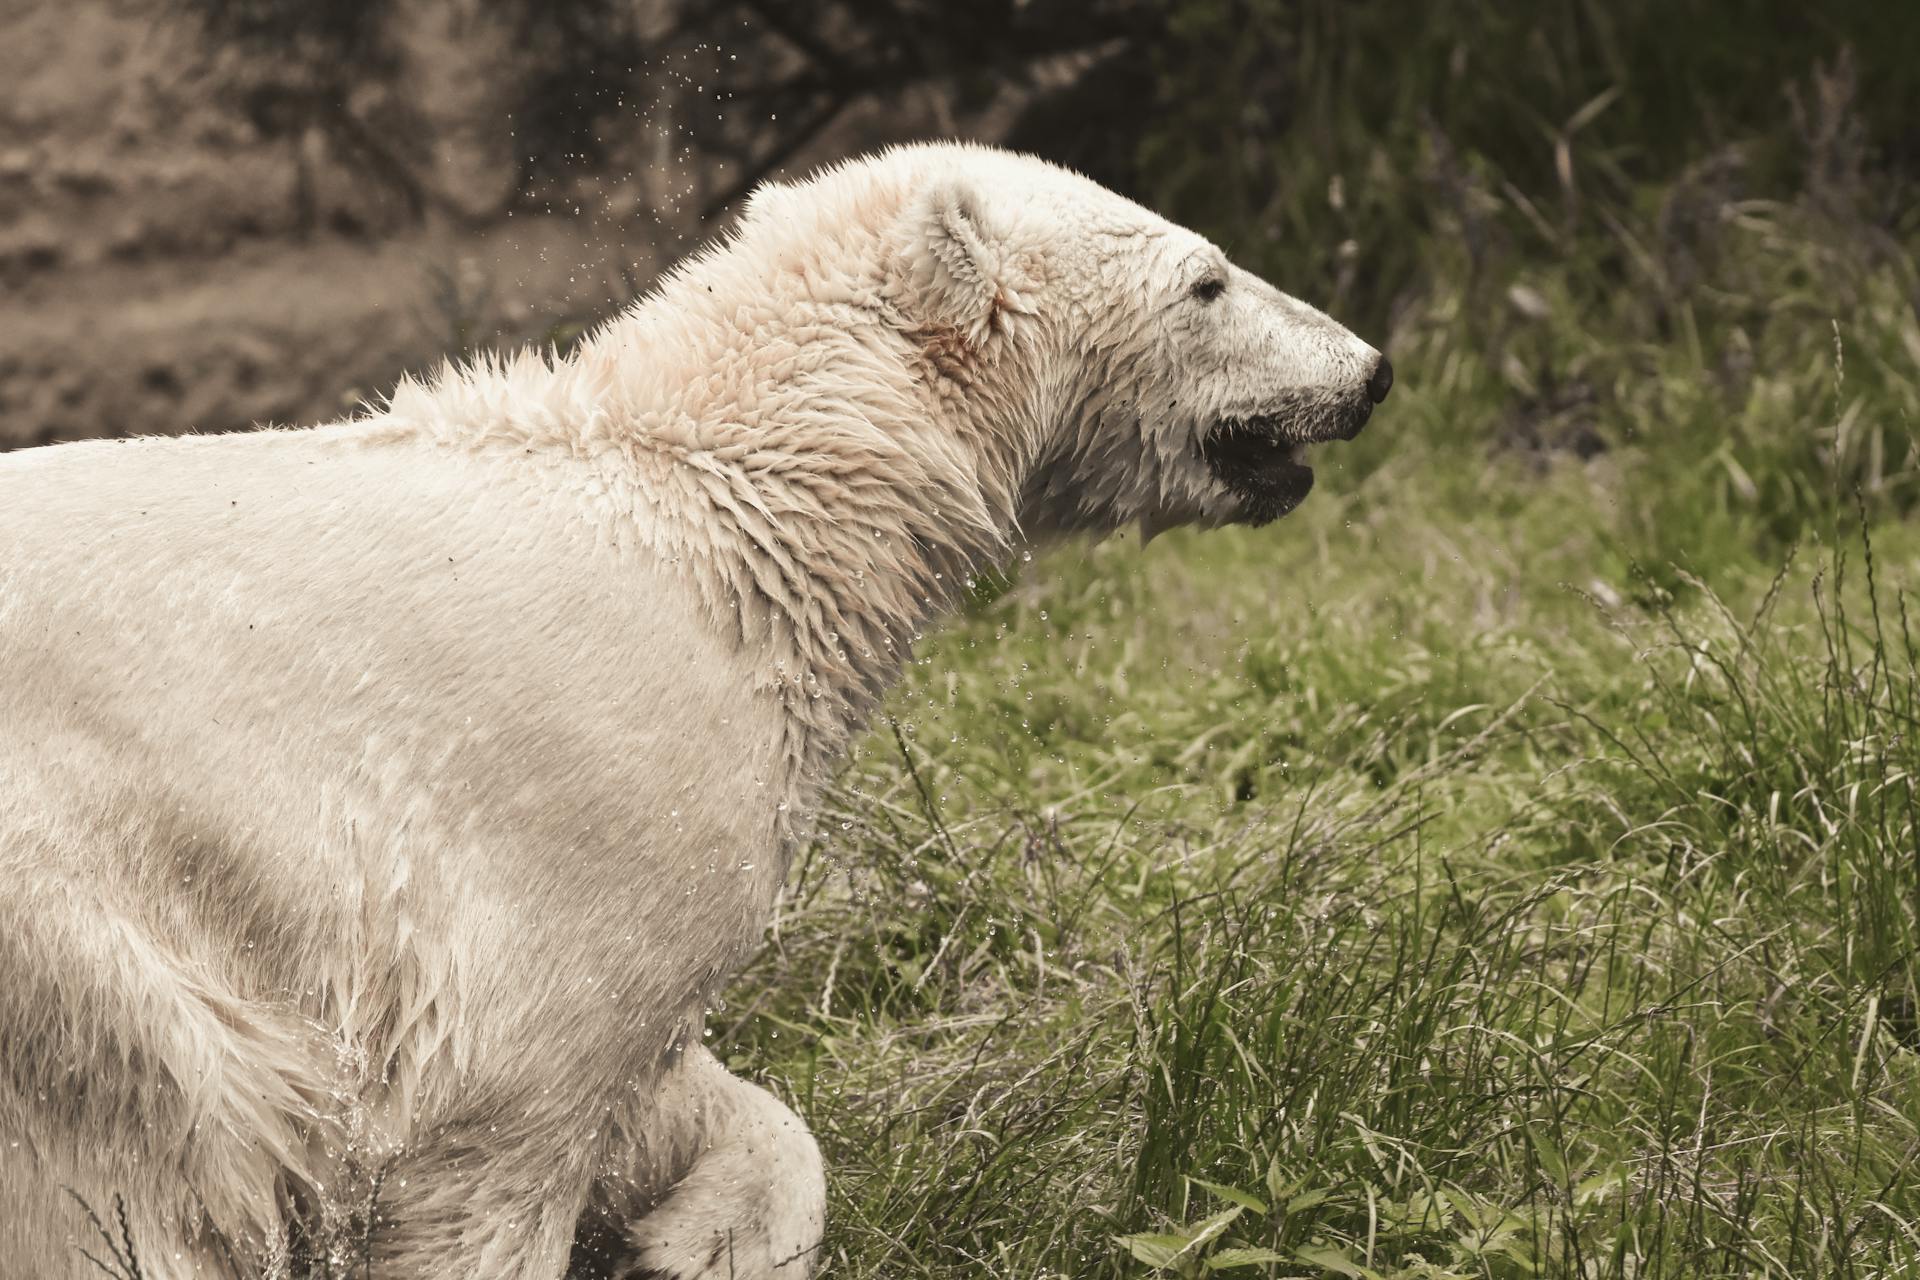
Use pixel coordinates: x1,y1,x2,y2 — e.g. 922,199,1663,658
1201,416,1317,526
1203,392,1374,525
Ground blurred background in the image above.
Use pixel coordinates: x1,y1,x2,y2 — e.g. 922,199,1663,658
5,0,1914,467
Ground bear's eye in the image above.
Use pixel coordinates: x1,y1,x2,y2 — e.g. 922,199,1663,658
1190,277,1227,303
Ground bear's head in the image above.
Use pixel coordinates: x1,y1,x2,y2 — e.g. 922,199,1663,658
868,144,1391,538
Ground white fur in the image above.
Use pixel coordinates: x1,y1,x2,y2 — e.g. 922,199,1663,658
0,143,1380,1278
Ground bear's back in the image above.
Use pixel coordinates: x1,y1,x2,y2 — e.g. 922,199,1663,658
0,426,788,1012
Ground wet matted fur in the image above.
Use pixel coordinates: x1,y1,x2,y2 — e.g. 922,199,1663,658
0,143,1387,1278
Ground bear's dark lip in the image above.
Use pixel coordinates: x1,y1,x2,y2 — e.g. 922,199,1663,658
1201,415,1317,526
1202,393,1373,525
1203,417,1308,476
1205,418,1313,521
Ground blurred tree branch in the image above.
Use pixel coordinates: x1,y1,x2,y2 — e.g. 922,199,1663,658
169,0,1166,235
695,0,1158,216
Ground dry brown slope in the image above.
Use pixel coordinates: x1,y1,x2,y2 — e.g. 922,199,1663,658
0,0,653,448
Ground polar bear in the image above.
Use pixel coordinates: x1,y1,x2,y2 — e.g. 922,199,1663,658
0,143,1389,1278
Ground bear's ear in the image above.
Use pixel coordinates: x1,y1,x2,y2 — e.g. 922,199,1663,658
905,179,1027,338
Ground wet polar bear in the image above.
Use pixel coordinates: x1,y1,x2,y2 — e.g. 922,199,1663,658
0,143,1390,1278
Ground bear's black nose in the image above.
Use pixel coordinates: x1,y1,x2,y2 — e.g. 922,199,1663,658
1366,355,1394,405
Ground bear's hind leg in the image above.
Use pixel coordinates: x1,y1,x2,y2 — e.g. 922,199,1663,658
0,861,330,1277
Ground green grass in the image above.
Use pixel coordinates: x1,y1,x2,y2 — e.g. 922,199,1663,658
711,21,1920,1271
717,166,1920,1275
94,10,1920,1272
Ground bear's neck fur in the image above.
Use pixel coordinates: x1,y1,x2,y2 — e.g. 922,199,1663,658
371,207,1052,836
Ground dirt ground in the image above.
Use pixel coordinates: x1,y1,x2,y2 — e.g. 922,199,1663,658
0,0,685,450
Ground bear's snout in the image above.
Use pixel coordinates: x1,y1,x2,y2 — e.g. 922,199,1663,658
1326,354,1392,441
1366,355,1394,405
1322,353,1392,442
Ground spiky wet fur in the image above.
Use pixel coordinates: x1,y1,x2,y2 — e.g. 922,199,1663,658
0,142,1380,1278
